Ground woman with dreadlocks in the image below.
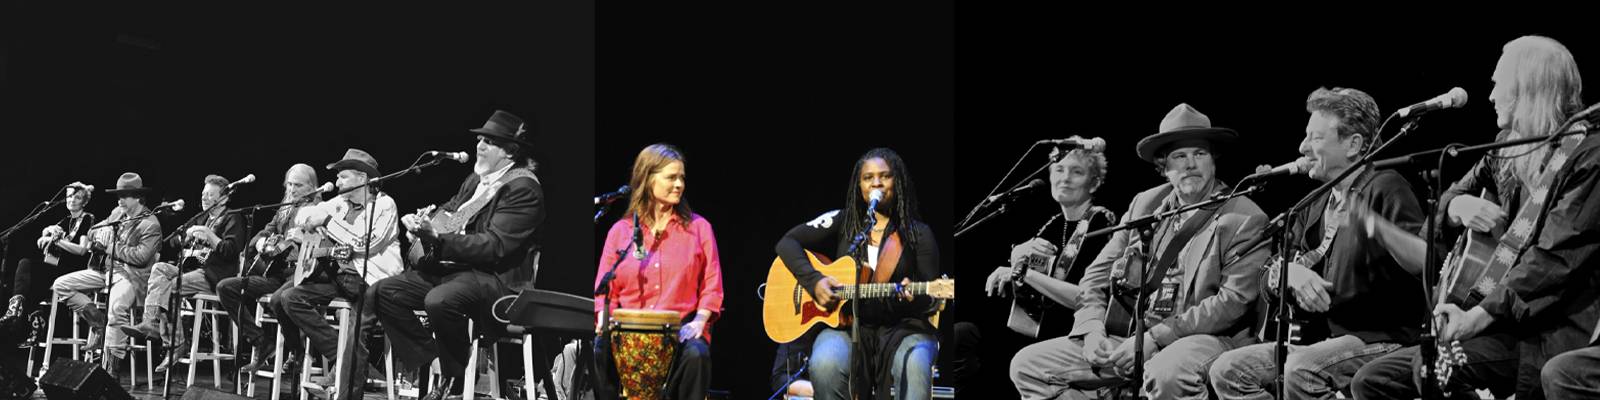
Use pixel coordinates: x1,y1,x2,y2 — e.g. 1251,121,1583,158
775,147,941,400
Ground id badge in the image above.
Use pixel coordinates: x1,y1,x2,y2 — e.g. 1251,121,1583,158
1152,279,1179,316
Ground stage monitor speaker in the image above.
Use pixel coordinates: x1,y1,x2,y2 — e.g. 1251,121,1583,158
180,387,252,400
37,359,133,400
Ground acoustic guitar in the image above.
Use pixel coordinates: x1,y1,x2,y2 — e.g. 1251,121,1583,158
762,250,954,344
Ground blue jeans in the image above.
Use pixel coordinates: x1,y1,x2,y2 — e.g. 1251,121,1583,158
810,327,938,400
1209,335,1402,399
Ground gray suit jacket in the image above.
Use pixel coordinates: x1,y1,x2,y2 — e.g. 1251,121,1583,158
1071,183,1270,347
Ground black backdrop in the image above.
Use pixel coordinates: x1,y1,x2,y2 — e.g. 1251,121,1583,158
597,3,952,398
0,4,595,324
954,18,1600,398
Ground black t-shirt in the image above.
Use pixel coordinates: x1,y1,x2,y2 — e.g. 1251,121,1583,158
1025,207,1116,337
43,212,97,269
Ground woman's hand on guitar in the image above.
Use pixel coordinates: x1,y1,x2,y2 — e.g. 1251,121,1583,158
813,276,844,308
36,236,55,250
1447,195,1507,233
1009,238,1059,265
1435,303,1494,343
986,266,1015,297
1288,263,1334,313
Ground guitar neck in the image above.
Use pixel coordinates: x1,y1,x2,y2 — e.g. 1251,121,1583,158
836,281,935,300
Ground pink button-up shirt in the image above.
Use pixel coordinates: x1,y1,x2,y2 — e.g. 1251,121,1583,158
595,213,724,338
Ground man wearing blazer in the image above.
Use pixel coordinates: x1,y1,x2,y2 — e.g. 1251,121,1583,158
379,110,546,400
1031,104,1269,400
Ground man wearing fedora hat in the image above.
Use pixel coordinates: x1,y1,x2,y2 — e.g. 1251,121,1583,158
122,174,249,371
377,109,545,400
1023,104,1268,399
50,172,164,370
275,148,403,399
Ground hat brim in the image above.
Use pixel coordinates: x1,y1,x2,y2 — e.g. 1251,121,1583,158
104,187,153,194
1136,127,1239,163
326,160,381,177
469,129,536,149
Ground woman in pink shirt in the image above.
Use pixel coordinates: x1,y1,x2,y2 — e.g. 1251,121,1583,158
594,143,724,400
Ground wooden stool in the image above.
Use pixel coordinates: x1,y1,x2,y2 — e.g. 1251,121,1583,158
298,299,355,400
161,293,237,392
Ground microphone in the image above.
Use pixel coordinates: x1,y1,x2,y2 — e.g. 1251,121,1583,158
595,185,631,205
226,174,257,191
427,151,470,163
1247,157,1315,179
1038,137,1107,152
1397,87,1468,118
986,179,1046,203
158,199,185,212
631,213,646,260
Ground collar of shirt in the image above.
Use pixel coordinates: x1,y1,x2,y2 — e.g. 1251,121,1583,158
469,163,515,203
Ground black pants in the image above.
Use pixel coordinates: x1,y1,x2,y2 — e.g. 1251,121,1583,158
373,269,507,382
593,333,711,400
216,275,288,348
272,272,376,400
8,258,67,313
1351,332,1520,399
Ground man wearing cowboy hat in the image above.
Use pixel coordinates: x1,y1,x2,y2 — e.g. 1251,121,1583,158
50,172,164,370
376,109,545,400
1025,104,1268,399
275,149,403,399
122,174,249,372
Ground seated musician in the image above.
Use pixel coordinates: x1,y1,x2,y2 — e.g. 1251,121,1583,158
219,163,323,374
123,175,247,371
380,110,545,400
990,141,1119,398
592,143,723,400
277,149,402,398
1352,35,1600,400
50,172,162,371
1051,104,1268,399
5,183,97,323
775,147,941,400
1206,87,1425,398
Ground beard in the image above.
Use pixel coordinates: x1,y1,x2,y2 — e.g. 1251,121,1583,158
474,157,503,177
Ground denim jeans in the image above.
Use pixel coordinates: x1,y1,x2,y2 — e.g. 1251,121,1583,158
810,327,938,400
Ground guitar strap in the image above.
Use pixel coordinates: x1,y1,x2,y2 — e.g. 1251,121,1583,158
1476,121,1591,298
1141,199,1221,292
445,168,538,233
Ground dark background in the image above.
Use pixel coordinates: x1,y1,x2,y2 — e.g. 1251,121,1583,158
954,20,1600,397
0,3,595,329
597,3,953,398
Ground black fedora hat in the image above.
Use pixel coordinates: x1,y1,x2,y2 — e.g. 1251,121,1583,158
469,110,536,149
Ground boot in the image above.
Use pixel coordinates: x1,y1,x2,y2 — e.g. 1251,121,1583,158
155,337,190,373
240,338,277,375
421,376,458,400
79,306,108,329
119,306,166,341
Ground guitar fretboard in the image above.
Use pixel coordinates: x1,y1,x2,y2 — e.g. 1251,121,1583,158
836,282,935,300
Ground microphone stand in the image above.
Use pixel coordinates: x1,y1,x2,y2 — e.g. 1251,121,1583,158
161,199,228,399
593,213,639,399
843,202,879,400
956,149,1065,236
0,193,65,297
